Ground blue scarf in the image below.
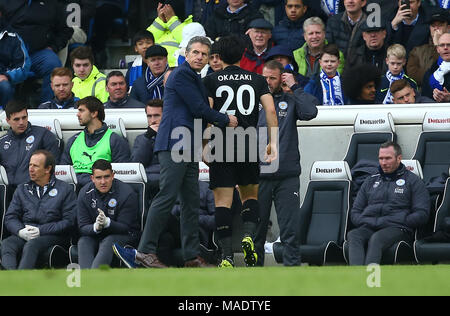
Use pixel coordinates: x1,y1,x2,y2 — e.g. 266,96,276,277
145,64,169,100
321,0,340,16
383,70,405,104
429,56,450,91
439,0,450,8
319,70,344,106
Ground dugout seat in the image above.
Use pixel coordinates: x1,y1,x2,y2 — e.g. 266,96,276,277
412,111,450,238
342,160,423,265
272,161,351,265
343,112,396,169
414,170,450,264
29,117,64,156
0,165,10,242
69,162,147,266
104,117,127,139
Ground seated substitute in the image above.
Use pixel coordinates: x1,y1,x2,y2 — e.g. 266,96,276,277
131,99,163,200
1,150,77,270
347,142,430,265
60,97,131,187
77,159,140,269
0,100,60,186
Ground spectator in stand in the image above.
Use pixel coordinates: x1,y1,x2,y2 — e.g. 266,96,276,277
130,45,170,104
346,19,389,74
125,30,155,92
376,44,417,104
390,0,431,56
208,42,224,73
77,159,140,269
60,97,131,187
390,79,435,104
174,22,209,69
104,71,145,109
241,18,274,74
293,17,345,79
147,0,193,67
90,0,129,68
0,100,61,187
38,68,79,109
272,0,313,51
205,0,263,42
131,99,163,200
325,0,368,58
0,0,73,104
185,0,227,25
342,63,381,104
422,32,450,102
265,45,309,88
70,46,109,103
0,4,31,109
1,150,76,270
318,0,345,18
304,44,348,105
407,9,449,87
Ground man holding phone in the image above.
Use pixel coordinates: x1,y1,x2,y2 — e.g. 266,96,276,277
390,0,431,56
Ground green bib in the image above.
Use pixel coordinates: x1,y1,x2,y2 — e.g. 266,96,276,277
70,129,113,174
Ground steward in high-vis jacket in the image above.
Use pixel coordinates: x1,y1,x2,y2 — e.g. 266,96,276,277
147,0,193,67
255,60,318,266
347,142,430,265
0,100,60,186
77,159,140,269
59,97,131,187
1,150,76,270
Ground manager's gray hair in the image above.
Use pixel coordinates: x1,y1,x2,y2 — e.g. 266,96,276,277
186,36,212,54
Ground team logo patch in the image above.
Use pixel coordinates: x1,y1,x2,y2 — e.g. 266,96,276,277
278,101,288,110
396,179,405,186
108,198,117,208
26,136,35,144
373,181,380,188
91,199,97,209
49,188,58,197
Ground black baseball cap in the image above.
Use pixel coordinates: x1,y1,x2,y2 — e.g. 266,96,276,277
145,45,168,59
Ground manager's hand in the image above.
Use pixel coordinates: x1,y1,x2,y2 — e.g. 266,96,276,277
227,115,238,127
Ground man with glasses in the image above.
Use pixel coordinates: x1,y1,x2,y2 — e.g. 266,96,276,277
422,33,450,102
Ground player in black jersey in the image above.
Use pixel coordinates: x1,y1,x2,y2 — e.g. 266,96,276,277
203,35,278,267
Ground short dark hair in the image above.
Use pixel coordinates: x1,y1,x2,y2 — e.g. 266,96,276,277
215,35,245,65
263,60,284,73
380,141,402,156
5,99,27,119
146,99,163,109
70,46,95,65
106,71,126,85
390,79,411,95
76,96,105,122
32,149,56,175
92,159,112,173
132,30,155,46
321,43,340,60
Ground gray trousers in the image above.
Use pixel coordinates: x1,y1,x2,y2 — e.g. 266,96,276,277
347,226,412,265
254,176,301,266
78,234,137,269
138,151,200,262
1,235,67,270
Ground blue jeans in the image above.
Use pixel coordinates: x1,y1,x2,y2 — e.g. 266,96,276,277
0,80,14,108
30,49,62,103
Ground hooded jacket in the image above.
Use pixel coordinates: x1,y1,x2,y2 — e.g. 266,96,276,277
0,30,31,85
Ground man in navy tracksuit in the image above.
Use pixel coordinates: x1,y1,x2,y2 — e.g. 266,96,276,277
131,99,162,200
0,100,60,186
348,141,430,265
77,159,140,269
1,150,77,270
254,60,318,266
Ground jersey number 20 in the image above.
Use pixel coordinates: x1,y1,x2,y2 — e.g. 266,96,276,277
216,84,255,116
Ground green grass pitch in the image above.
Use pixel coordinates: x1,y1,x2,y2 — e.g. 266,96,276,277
0,265,449,296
